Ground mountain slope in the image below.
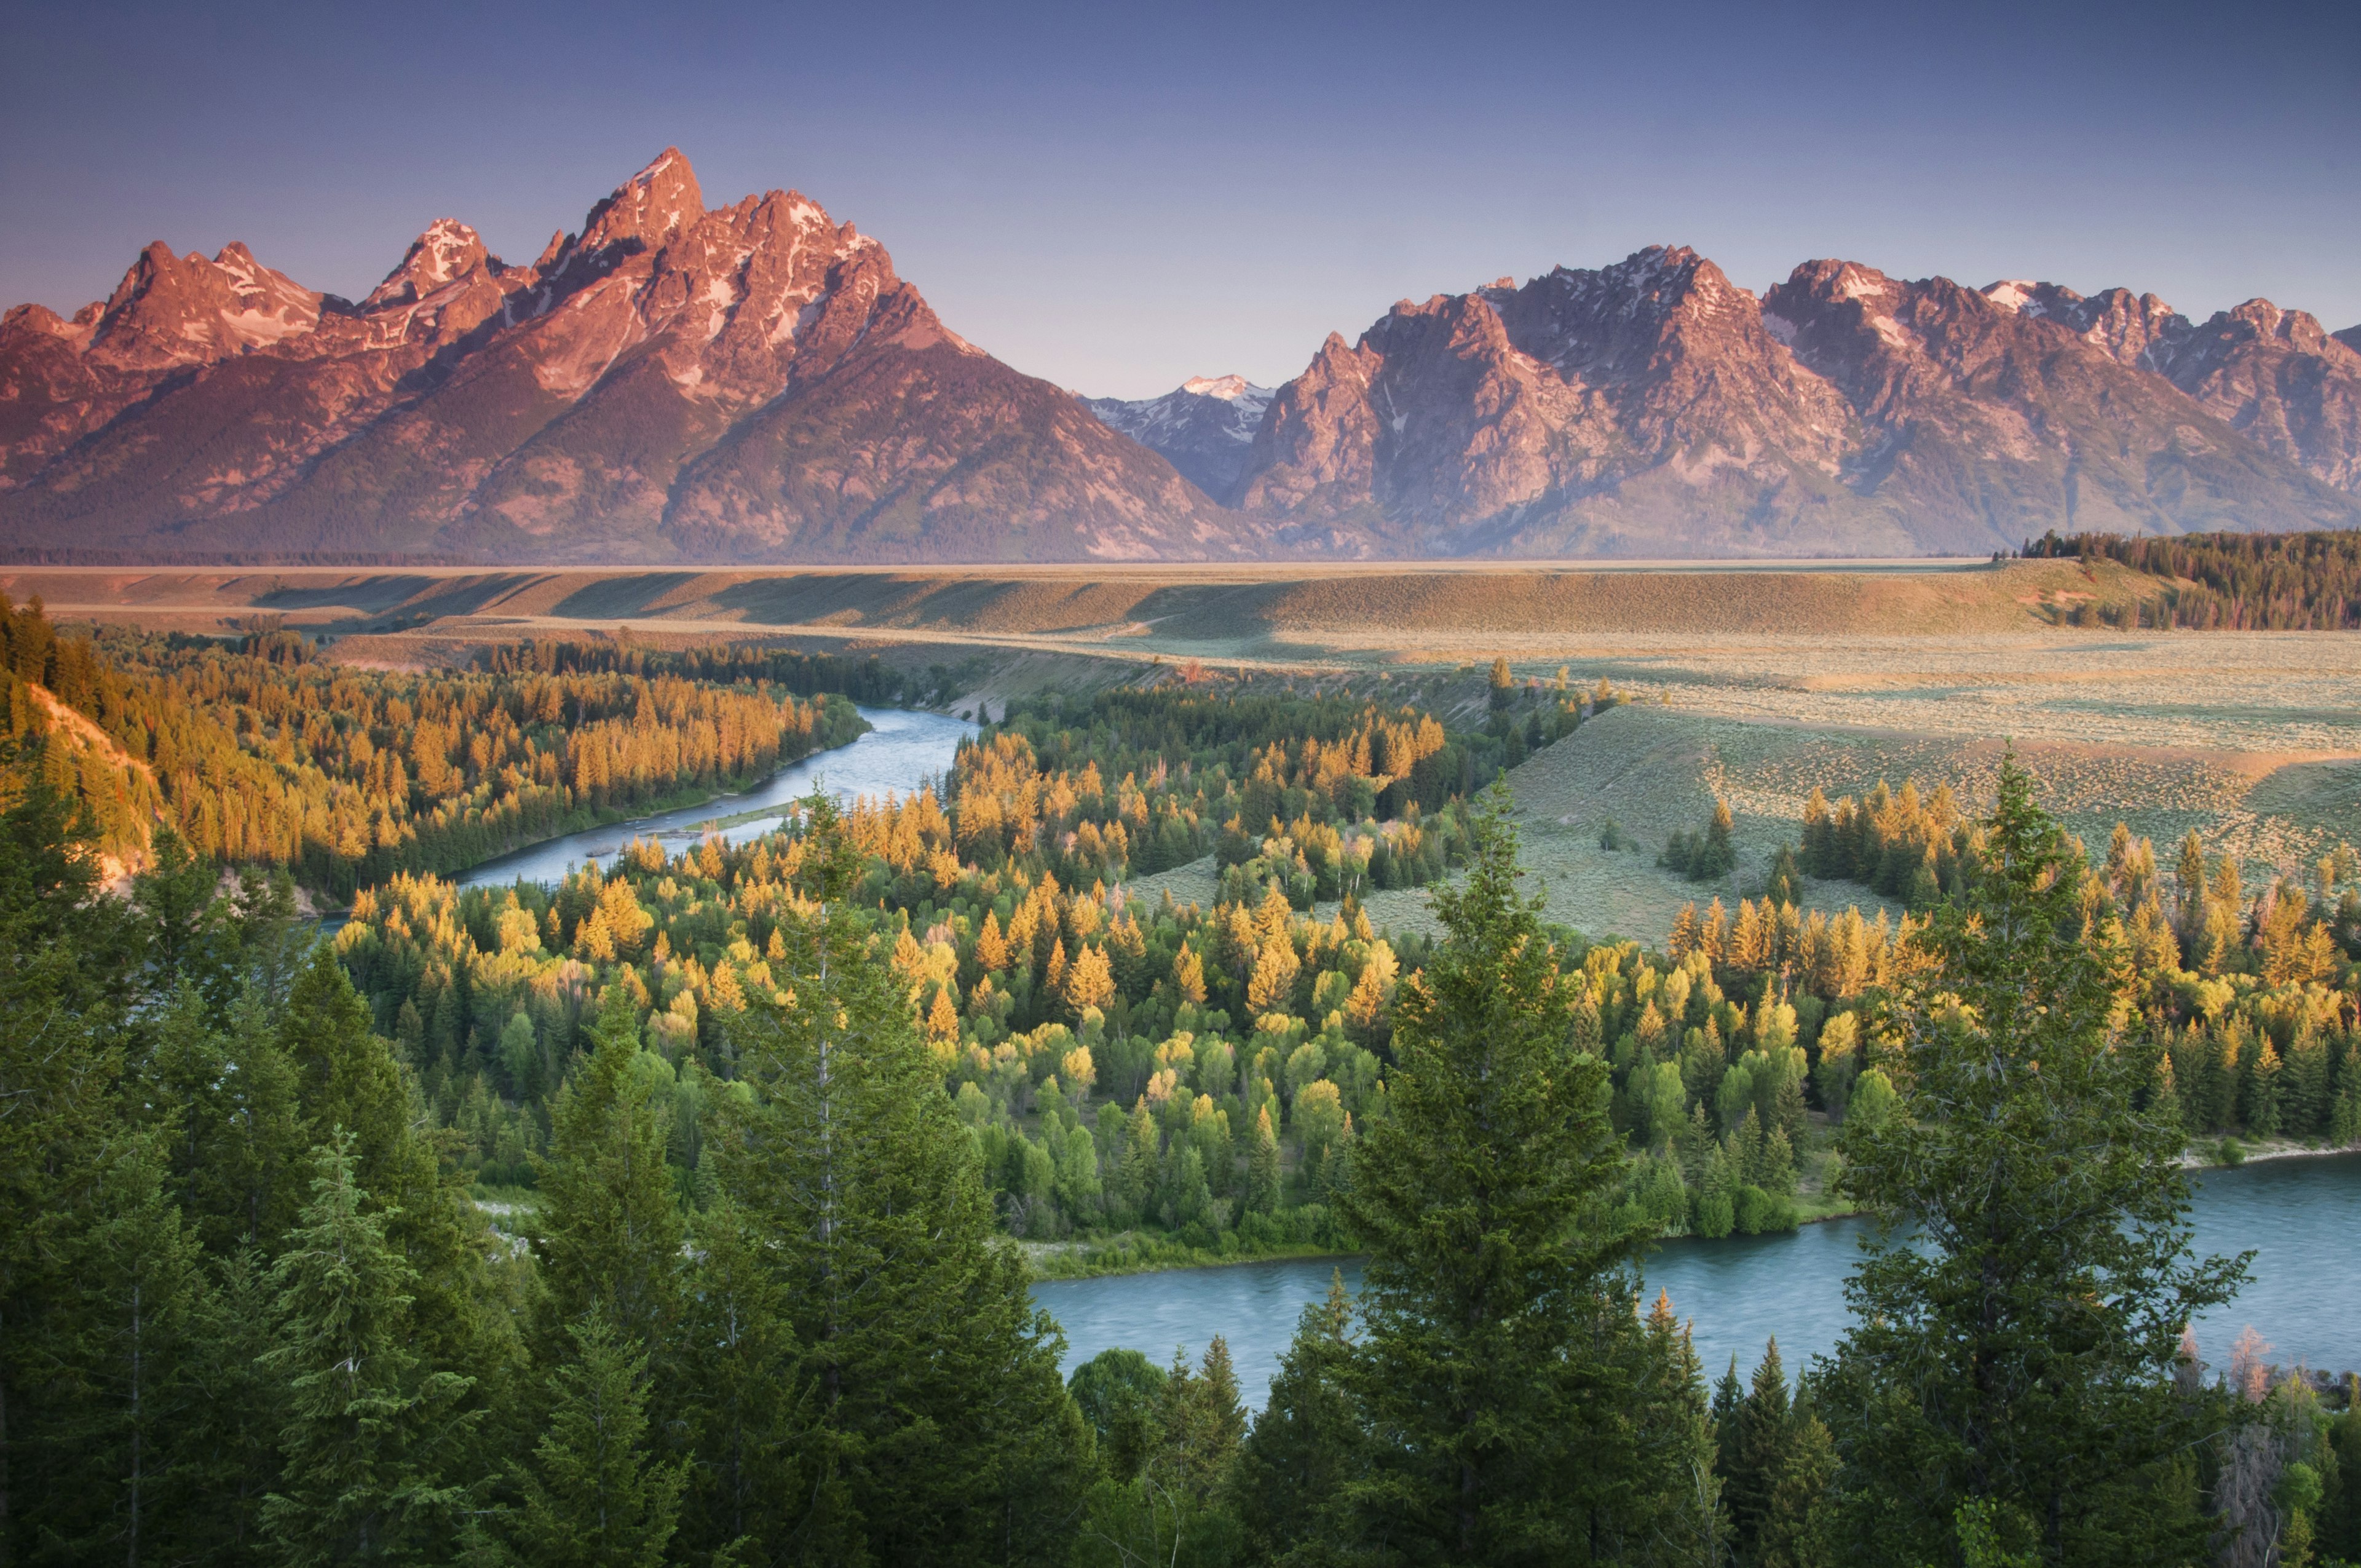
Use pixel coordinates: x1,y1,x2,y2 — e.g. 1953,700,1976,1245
1233,249,2361,556
0,151,1244,563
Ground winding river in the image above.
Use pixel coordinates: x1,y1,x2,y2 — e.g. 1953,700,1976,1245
455,705,975,890
426,707,2361,1411
1034,1152,2361,1409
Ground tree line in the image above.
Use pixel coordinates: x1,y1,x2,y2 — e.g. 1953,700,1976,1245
2020,528,2361,630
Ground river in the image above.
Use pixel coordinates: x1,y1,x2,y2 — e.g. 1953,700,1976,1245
454,705,974,890
1033,1152,2361,1409
419,707,2361,1412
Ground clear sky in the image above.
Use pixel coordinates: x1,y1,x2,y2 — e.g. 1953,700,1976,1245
4,0,2355,398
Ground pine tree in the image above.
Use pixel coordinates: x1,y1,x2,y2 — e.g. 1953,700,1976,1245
1818,751,2250,1567
703,790,1088,1562
262,1134,479,1565
1639,1291,1725,1568
670,1195,809,1564
47,1131,210,1564
1721,1339,1790,1561
1760,1380,1835,1568
1234,1272,1366,1562
1336,786,1677,1561
533,984,683,1355
279,950,492,1375
0,755,139,1558
507,1315,684,1568
1248,1104,1282,1214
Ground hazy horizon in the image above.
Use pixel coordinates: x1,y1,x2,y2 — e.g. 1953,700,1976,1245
5,0,2356,400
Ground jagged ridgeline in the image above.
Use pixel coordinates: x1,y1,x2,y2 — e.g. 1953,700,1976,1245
0,594,878,892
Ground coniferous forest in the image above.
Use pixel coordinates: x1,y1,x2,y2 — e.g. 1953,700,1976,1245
6,602,2361,1565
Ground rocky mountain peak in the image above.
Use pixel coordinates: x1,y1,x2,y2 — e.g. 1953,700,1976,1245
364,218,497,310
569,147,706,272
85,239,322,370
1180,374,1262,400
1084,374,1275,497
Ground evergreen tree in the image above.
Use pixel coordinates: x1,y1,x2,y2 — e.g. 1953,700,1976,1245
1069,1348,1168,1483
1071,1340,1246,1568
533,984,684,1355
1760,1380,1835,1568
180,1248,288,1564
45,1131,210,1564
1722,1340,1790,1562
262,1134,480,1565
147,985,305,1254
1234,1272,1366,1564
1638,1291,1725,1568
1818,751,2249,1567
703,791,1088,1563
0,756,138,1561
1336,787,1676,1562
670,1195,809,1565
1248,1105,1282,1213
279,951,497,1378
507,1314,684,1568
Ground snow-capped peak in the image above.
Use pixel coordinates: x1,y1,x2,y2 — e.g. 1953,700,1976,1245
1180,374,1263,401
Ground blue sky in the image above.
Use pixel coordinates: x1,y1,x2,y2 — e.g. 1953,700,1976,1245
4,0,2355,397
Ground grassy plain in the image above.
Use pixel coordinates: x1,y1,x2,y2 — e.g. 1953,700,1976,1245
15,556,2359,948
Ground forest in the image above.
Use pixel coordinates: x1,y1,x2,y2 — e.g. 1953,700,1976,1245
2021,528,2361,630
9,602,2361,1564
7,734,2360,1566
1,593,871,895
326,675,1597,1272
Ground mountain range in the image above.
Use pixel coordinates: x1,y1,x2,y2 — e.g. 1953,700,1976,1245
4,149,2357,563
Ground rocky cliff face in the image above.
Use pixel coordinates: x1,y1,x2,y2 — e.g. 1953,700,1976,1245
1083,376,1272,500
0,150,1244,562
1232,250,2361,555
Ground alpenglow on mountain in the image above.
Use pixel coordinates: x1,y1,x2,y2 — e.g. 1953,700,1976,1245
1217,248,2361,556
0,150,1244,563
3,151,2358,563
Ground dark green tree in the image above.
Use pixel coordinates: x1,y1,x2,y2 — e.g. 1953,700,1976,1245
42,1131,210,1565
1069,1348,1168,1483
1233,1273,1367,1565
262,1134,480,1565
670,1194,810,1566
1071,1340,1246,1568
703,791,1088,1562
1721,1340,1790,1562
1336,786,1675,1562
279,949,504,1380
507,1314,684,1568
0,752,137,1561
1818,750,2249,1566
532,984,684,1355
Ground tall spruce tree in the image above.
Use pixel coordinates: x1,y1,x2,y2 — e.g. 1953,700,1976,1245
0,754,138,1564
1233,1273,1367,1565
1817,751,2248,1566
263,1134,480,1566
506,1314,684,1568
1722,1340,1790,1562
1337,786,1675,1563
279,950,510,1388
532,984,684,1355
702,791,1088,1563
